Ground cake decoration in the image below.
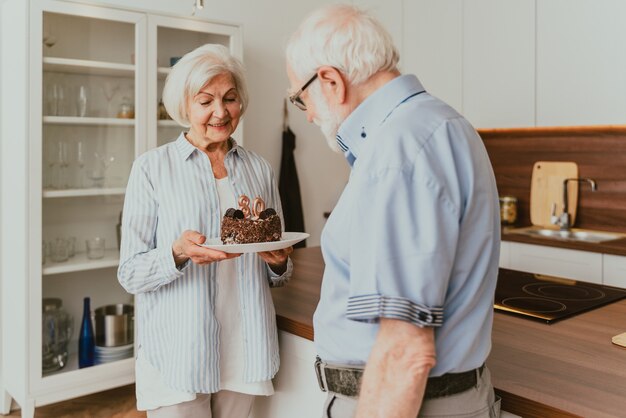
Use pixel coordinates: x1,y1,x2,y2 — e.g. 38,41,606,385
220,195,282,244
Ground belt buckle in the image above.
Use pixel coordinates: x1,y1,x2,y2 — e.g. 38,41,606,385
314,356,327,392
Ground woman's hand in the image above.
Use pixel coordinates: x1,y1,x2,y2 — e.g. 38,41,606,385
172,230,241,266
258,247,293,275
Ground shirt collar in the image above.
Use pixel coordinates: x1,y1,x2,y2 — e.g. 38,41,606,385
174,132,241,160
336,74,426,166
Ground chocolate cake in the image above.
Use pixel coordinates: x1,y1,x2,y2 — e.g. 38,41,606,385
221,196,282,244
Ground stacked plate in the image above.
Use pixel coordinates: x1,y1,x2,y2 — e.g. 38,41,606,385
95,343,134,364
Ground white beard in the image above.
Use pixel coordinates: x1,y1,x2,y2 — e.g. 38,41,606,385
309,84,344,154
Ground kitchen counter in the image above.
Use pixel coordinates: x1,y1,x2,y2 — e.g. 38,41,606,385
272,247,626,418
502,227,626,257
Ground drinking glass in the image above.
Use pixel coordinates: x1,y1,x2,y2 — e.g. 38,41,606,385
67,236,76,258
51,238,69,262
86,237,105,259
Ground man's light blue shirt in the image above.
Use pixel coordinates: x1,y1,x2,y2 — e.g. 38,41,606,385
314,75,501,376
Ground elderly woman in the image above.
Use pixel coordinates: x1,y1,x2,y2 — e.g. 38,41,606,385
118,44,293,418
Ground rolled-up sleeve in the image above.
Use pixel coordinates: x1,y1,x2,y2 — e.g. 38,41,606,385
117,157,186,294
345,148,460,328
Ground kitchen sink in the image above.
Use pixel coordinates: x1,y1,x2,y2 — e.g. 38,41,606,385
506,227,626,243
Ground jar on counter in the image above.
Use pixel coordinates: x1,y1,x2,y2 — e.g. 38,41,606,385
42,298,74,373
499,196,518,225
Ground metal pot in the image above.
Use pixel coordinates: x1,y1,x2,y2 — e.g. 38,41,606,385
94,304,134,347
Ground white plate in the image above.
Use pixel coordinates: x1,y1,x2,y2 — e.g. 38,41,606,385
200,232,309,254
95,343,134,353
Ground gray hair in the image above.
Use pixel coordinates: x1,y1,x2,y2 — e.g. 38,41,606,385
286,4,399,85
162,44,249,127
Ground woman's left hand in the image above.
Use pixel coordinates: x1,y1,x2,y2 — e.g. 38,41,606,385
258,247,293,275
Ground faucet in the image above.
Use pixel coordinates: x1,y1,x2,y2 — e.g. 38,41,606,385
551,178,597,231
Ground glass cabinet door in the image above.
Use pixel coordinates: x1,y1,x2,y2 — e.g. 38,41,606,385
39,7,141,378
147,15,243,148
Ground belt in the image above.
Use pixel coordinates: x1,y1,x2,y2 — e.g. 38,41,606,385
314,357,484,399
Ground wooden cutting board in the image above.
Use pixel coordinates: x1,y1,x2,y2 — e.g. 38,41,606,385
530,161,579,228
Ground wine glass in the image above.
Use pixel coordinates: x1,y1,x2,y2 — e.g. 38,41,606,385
101,82,120,117
46,84,65,116
44,143,58,189
56,141,70,189
88,152,115,188
76,85,88,117
75,140,86,188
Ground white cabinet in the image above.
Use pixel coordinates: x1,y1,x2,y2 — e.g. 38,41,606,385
499,241,511,269
506,242,626,289
536,0,626,126
0,1,241,416
401,0,534,128
250,331,326,418
462,0,535,128
508,242,603,284
402,0,464,113
401,0,626,128
603,254,626,289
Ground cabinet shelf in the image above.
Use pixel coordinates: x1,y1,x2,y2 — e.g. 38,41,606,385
43,116,135,126
43,188,126,198
157,67,171,79
157,120,181,127
43,249,120,275
1,4,243,415
41,353,134,405
44,351,134,379
43,57,135,77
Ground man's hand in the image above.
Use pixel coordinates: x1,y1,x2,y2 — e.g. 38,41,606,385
356,318,436,418
258,246,293,275
172,230,241,266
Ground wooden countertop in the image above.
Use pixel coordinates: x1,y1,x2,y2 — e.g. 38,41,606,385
272,247,626,418
502,227,626,257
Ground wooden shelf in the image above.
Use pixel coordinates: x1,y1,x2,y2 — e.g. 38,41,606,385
43,57,135,77
43,188,126,198
43,249,120,275
43,116,135,126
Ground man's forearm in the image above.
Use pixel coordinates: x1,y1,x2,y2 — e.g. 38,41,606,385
355,319,436,418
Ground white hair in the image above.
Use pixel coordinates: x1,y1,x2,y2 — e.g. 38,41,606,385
162,44,249,127
286,4,399,84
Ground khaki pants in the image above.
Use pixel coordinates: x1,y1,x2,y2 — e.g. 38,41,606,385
147,390,254,418
322,366,501,418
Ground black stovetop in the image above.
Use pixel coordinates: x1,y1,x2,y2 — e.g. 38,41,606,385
494,268,626,324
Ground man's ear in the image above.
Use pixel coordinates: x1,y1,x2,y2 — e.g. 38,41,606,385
317,66,347,105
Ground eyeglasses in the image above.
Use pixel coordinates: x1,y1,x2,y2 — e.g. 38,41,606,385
288,73,318,111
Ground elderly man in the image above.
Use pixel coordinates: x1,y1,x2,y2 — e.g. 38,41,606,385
286,5,501,418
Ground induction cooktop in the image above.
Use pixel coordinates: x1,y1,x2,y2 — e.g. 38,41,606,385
494,269,626,324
